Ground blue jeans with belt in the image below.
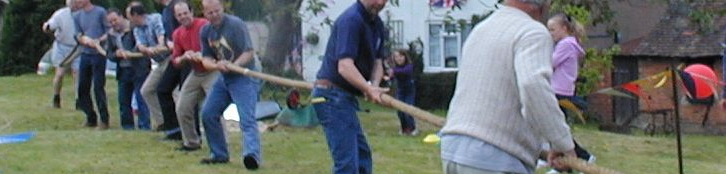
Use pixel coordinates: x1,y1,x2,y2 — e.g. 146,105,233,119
201,73,261,162
312,85,372,174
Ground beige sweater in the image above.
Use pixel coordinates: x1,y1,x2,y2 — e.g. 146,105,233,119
441,5,575,167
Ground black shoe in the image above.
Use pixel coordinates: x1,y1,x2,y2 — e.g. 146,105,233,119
52,95,61,108
159,132,182,141
200,158,229,164
243,155,259,170
84,122,97,128
176,145,200,151
167,132,182,140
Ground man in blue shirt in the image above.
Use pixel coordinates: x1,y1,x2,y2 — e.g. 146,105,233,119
196,0,262,170
129,4,176,136
74,0,110,130
312,0,389,173
155,0,181,44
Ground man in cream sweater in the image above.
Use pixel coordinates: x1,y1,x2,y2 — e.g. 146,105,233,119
440,0,576,173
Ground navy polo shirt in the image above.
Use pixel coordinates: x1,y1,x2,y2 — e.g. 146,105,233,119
162,0,181,41
316,1,387,95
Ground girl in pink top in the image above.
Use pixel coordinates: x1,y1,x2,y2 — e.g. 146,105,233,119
548,14,586,97
545,14,594,173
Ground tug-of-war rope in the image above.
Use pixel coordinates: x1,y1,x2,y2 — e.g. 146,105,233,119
224,64,623,174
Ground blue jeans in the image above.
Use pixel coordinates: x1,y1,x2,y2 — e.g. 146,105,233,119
117,67,150,130
201,73,261,162
396,80,416,130
312,86,372,174
77,53,109,125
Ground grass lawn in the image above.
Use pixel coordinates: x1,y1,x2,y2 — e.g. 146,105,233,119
1,74,725,174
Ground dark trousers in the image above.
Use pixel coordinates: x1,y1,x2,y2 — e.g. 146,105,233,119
77,53,109,126
395,80,416,130
156,65,190,131
556,94,592,160
117,67,151,130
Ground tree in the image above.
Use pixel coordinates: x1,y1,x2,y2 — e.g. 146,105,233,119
259,0,303,76
0,0,62,75
0,0,156,76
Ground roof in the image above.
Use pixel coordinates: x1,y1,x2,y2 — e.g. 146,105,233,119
626,1,726,58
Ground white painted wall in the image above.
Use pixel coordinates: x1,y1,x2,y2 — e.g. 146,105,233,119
300,0,498,81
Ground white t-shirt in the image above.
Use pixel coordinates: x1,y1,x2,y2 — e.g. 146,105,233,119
46,7,77,46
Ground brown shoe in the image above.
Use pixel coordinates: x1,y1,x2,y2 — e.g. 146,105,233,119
96,123,109,130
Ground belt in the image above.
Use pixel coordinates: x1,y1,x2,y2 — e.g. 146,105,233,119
315,79,337,89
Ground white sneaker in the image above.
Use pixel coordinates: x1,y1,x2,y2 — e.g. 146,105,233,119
587,155,597,163
546,169,561,174
536,159,549,169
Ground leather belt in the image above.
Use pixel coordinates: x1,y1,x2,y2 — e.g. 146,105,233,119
314,79,337,89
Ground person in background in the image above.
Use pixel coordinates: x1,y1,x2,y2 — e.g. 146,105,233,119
389,49,417,136
43,0,80,108
545,13,595,174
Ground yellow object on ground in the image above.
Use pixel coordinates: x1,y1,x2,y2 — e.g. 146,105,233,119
423,134,440,144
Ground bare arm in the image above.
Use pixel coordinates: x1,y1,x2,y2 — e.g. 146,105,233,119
233,50,255,67
199,56,221,71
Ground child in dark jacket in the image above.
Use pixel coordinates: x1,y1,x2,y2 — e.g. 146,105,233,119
390,49,417,136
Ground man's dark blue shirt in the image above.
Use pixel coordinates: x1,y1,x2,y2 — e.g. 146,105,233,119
162,0,181,41
316,1,387,95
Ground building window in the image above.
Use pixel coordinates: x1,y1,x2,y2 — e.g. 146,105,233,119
388,20,405,49
428,22,472,70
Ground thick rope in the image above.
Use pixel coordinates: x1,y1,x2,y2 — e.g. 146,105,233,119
225,64,620,174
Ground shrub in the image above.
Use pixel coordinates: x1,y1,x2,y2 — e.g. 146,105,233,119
415,72,457,110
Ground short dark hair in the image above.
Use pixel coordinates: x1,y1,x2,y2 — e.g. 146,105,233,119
107,8,122,16
129,4,147,16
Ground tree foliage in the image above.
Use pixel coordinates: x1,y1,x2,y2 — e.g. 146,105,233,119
0,0,156,76
0,0,62,75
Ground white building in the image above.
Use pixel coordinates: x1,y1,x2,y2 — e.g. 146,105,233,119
299,0,499,81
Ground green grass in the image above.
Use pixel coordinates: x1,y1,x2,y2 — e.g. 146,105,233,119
1,74,725,174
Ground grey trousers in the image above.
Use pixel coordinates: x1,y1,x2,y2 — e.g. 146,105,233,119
443,160,520,174
176,70,219,147
141,59,169,129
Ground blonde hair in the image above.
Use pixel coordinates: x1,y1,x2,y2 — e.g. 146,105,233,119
552,13,586,42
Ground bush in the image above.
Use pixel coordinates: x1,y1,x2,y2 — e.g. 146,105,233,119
400,38,457,110
0,0,157,76
96,0,158,12
0,0,61,75
415,72,457,109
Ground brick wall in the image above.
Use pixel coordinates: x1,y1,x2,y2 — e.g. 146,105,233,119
588,69,613,124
